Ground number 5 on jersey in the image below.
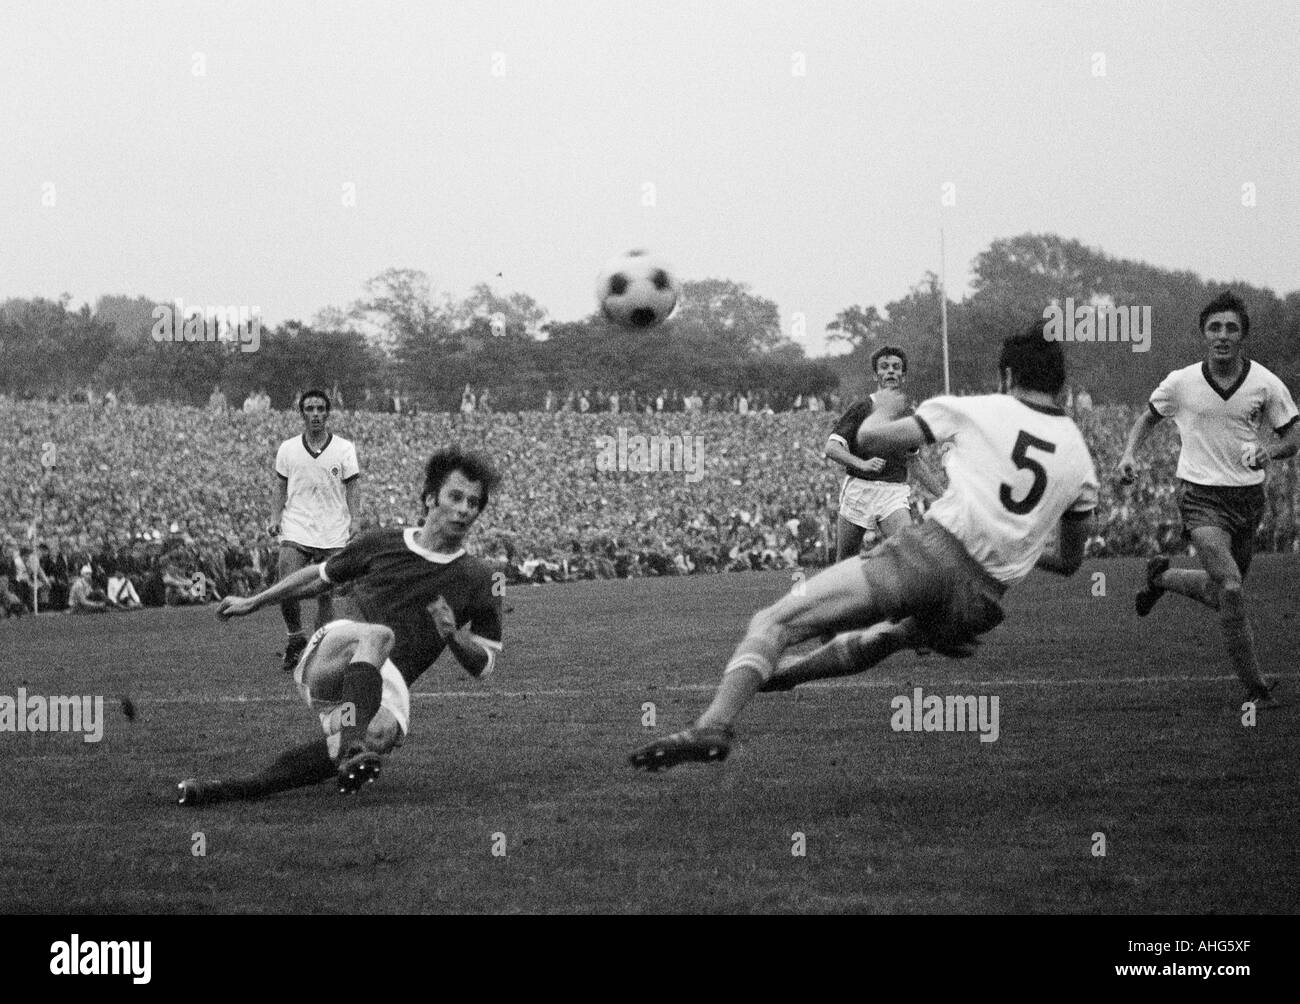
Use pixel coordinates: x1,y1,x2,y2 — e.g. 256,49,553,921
1001,431,1055,514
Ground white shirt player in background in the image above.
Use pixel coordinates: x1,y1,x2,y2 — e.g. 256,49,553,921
631,323,1099,771
1118,291,1300,705
269,389,361,672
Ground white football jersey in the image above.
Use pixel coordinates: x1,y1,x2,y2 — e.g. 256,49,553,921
1149,360,1299,487
915,395,1099,585
275,433,360,548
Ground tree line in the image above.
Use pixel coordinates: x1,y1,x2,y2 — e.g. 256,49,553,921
3,233,1297,410
827,234,1300,403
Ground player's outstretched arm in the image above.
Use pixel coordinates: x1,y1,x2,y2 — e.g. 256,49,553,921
855,415,925,457
1035,514,1091,577
1117,408,1162,483
216,564,331,619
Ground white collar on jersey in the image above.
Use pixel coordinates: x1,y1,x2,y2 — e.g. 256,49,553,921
404,526,465,564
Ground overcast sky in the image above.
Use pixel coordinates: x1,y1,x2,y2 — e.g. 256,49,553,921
2,1,1297,355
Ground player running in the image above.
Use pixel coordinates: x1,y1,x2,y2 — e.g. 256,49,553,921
269,389,361,672
630,324,1098,770
177,448,502,804
1117,291,1299,705
825,346,945,561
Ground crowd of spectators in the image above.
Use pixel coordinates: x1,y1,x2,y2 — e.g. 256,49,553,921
2,396,1298,616
464,386,842,416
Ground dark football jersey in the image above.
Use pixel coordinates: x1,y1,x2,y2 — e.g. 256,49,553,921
829,396,915,484
321,527,502,686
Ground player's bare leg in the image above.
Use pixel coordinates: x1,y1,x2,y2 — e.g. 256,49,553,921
1156,568,1219,608
763,609,984,693
703,557,892,725
630,557,892,770
820,517,869,644
818,509,909,645
277,544,310,671
1138,555,1219,614
763,618,921,691
314,591,336,634
1182,526,1271,701
878,508,912,540
835,516,867,563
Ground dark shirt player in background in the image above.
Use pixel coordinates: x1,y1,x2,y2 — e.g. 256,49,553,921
825,346,946,562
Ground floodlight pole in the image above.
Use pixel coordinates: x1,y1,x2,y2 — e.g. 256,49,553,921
940,228,951,395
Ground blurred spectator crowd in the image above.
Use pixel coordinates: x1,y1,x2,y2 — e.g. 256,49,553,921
2,397,1298,616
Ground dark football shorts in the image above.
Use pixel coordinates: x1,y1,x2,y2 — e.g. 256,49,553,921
859,519,1006,649
278,541,343,579
1176,480,1265,576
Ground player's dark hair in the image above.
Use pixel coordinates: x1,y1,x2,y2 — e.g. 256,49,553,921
1198,291,1250,339
1001,321,1066,394
298,389,331,414
421,447,501,515
870,345,908,374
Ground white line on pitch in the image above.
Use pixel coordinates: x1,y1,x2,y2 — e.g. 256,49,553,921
132,672,1287,705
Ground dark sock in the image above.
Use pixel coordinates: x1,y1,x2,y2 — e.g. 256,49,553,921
1220,592,1265,693
335,660,383,754
221,738,336,800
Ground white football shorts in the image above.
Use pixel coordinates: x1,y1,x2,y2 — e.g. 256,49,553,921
294,619,411,759
838,478,911,530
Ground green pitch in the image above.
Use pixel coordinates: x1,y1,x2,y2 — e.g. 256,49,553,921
1,557,1296,913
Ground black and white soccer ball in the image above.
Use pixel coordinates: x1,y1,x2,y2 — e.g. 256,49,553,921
595,250,679,329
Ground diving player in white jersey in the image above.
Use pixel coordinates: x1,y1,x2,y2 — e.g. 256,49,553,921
1118,292,1300,705
269,389,361,671
630,323,1100,770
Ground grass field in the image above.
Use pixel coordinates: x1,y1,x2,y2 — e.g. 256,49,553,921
2,556,1297,914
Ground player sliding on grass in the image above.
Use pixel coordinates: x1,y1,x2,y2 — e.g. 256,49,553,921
1118,291,1299,705
630,324,1099,771
177,448,502,804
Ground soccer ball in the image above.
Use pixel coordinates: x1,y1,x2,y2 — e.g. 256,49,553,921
595,250,679,329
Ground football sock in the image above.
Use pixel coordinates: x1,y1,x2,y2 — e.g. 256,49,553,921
334,660,383,756
698,638,779,728
221,738,336,800
1219,591,1266,693
768,621,912,687
1158,569,1219,609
